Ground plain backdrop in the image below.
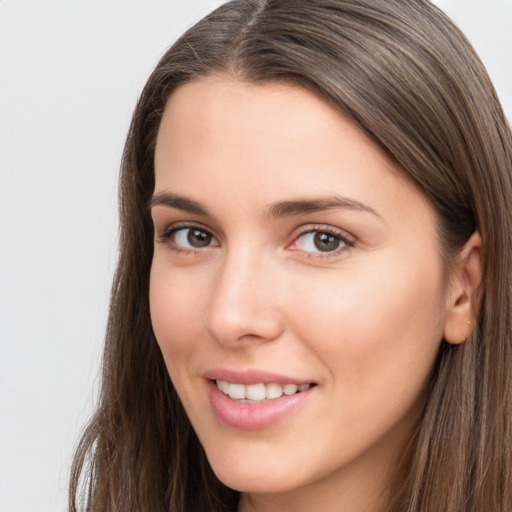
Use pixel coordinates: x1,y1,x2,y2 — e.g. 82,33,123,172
0,1,511,511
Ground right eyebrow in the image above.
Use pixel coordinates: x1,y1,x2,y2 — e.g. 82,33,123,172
148,192,209,216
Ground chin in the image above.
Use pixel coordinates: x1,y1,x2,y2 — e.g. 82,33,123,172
207,455,302,494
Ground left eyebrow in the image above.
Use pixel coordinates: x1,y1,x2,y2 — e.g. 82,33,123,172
267,196,380,219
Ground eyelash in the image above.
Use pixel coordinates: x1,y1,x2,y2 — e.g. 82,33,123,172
156,223,354,259
157,222,218,255
288,225,354,259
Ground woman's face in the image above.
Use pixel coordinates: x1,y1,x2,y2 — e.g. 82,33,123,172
150,76,453,507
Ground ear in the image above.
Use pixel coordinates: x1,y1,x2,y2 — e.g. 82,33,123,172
443,232,483,345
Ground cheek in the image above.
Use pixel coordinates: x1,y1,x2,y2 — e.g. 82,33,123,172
286,255,446,386
149,263,207,363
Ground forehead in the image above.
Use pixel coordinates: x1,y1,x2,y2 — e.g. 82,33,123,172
154,76,435,233
156,77,403,182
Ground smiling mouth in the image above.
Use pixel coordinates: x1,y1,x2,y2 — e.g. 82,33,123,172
215,380,315,402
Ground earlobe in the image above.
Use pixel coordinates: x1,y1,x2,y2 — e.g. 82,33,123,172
443,232,483,345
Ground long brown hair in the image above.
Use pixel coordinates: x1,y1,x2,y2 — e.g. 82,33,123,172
70,1,512,510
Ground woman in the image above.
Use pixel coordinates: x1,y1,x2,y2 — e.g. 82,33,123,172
70,1,512,511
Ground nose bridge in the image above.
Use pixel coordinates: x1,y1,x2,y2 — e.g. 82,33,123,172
205,244,283,345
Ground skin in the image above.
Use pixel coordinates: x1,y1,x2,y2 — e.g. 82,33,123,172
149,76,480,512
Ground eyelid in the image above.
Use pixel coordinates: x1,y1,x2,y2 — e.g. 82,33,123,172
156,222,220,251
156,220,212,236
287,224,355,258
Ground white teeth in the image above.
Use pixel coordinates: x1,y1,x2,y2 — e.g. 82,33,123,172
228,383,245,400
216,380,311,401
218,380,230,394
266,383,283,399
246,383,266,401
283,384,298,395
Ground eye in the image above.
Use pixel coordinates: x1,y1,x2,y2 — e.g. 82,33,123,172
158,225,219,251
292,228,353,255
174,227,215,248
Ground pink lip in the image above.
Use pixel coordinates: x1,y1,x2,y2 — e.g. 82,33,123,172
204,370,316,430
203,368,312,386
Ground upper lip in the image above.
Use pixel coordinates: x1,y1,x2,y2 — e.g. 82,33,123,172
203,368,315,386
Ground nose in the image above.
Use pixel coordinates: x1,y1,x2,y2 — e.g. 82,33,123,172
204,248,284,346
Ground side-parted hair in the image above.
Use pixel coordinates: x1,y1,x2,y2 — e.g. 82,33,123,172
70,1,512,511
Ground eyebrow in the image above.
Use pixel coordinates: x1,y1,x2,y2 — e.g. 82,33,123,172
149,192,379,219
267,196,380,219
149,192,209,215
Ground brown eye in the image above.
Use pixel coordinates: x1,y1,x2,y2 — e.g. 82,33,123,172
313,232,341,252
187,228,212,247
172,227,217,249
295,230,345,253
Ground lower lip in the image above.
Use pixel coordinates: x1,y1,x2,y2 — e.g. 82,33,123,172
207,380,315,430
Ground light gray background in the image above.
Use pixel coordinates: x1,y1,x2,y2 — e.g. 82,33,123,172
0,1,510,511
